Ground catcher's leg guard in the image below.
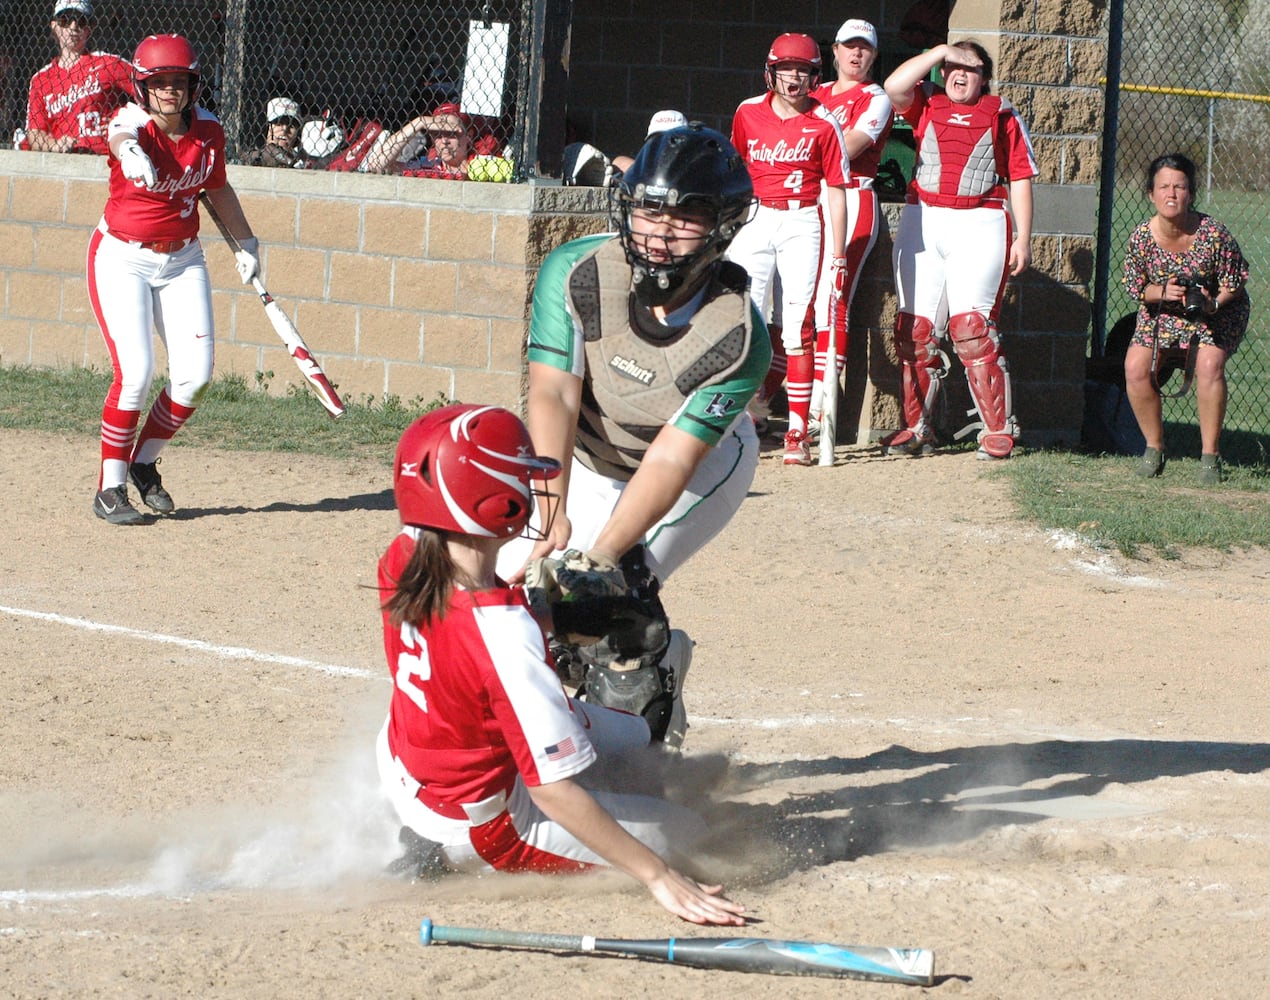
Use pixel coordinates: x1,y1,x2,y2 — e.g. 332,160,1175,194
583,629,693,746
882,313,944,455
948,311,1018,459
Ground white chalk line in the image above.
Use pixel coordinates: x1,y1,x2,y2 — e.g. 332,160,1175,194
0,604,377,680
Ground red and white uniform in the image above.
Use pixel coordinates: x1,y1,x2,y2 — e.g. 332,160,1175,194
726,93,848,352
86,103,227,491
375,530,703,872
809,80,893,400
893,84,1038,321
889,83,1038,455
25,52,130,154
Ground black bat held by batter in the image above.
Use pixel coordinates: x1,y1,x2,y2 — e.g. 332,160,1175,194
419,919,935,985
198,193,345,418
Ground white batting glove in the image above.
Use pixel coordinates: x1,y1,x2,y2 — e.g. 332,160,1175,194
117,139,157,189
234,237,260,285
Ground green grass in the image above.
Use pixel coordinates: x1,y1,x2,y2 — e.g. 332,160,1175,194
0,365,447,463
999,448,1270,559
5,365,1267,557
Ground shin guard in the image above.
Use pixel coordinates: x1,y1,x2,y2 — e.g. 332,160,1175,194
948,311,1018,457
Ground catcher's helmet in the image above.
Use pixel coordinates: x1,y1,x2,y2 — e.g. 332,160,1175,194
613,123,755,306
393,404,560,538
131,34,199,108
764,32,822,91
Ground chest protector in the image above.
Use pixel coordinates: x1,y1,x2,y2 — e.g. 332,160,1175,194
912,93,1008,208
565,238,753,481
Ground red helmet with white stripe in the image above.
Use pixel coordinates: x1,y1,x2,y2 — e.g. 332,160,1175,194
131,34,200,108
393,404,561,538
764,32,822,91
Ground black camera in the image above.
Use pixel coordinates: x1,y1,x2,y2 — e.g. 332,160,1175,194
1178,278,1208,318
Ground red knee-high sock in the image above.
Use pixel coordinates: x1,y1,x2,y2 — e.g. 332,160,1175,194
785,351,814,434
100,404,141,489
131,389,197,466
760,323,787,401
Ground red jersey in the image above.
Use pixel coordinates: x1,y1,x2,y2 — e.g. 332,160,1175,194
378,530,596,812
25,52,131,154
809,80,893,185
731,93,849,205
103,104,228,241
901,84,1038,208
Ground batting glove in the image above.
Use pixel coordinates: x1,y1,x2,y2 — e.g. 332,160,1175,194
234,237,260,285
117,139,157,189
830,256,849,294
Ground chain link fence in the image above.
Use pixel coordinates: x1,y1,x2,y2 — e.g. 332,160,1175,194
1092,0,1269,465
5,0,530,174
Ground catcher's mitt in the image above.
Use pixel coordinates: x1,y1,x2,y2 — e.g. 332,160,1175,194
524,548,671,685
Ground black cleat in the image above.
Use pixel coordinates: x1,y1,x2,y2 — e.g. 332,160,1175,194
129,461,175,513
92,485,145,525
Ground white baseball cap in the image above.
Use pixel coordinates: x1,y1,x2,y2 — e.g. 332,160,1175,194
835,19,878,48
646,109,688,137
267,97,301,123
53,0,92,18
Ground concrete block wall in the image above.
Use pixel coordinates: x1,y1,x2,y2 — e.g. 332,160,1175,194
0,149,608,412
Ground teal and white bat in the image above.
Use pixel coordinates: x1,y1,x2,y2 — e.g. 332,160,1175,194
420,919,935,985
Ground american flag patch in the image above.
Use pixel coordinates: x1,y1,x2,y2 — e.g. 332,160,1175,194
544,737,576,761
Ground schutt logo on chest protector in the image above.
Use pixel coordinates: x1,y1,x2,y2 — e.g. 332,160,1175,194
610,355,656,385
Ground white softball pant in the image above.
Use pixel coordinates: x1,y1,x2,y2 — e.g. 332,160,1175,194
726,203,821,350
891,201,1011,322
497,414,758,583
377,713,707,873
87,226,216,410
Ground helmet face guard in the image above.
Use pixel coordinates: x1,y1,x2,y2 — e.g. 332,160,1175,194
131,34,200,111
764,32,822,92
612,124,755,307
394,404,561,540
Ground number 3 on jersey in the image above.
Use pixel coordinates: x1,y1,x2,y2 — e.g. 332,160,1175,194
395,622,431,712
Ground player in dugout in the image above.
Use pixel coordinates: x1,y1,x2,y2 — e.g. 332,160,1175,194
495,124,769,750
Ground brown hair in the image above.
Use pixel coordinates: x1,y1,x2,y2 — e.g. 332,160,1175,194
382,529,463,629
949,40,993,94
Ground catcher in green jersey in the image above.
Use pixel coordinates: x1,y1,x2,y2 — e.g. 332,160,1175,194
498,123,768,746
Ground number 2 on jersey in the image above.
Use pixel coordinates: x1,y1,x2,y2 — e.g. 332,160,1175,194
395,622,431,712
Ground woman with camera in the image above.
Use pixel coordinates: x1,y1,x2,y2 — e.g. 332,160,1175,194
1122,153,1250,484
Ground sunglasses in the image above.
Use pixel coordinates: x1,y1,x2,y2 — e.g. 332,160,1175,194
55,14,93,27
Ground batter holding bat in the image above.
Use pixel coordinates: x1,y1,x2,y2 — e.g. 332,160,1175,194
87,34,260,524
376,404,747,926
726,32,849,466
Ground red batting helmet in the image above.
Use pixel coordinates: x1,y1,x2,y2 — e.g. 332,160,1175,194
131,34,200,107
393,404,561,538
765,32,822,90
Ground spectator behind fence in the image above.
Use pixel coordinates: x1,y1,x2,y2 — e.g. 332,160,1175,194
1121,152,1250,485
364,102,475,177
242,96,309,168
24,0,130,153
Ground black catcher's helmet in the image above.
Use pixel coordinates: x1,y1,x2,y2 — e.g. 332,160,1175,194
613,123,755,306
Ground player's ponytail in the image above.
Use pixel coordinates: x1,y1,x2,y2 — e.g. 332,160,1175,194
383,529,469,628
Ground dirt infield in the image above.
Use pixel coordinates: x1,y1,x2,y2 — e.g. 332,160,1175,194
2,428,1267,999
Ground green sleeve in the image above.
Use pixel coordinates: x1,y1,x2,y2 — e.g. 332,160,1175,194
672,302,772,445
